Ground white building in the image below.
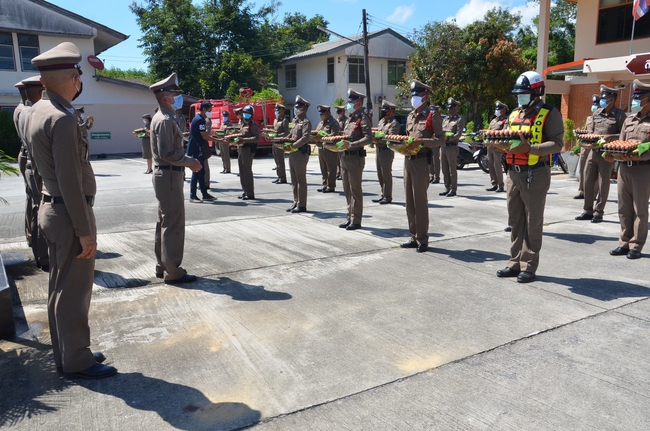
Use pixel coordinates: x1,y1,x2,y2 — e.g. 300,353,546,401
278,28,414,126
0,0,158,155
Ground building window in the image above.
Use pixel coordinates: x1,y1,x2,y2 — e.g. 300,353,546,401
597,0,650,44
0,32,15,71
327,57,334,84
285,64,296,88
348,57,365,84
387,60,406,85
18,34,39,71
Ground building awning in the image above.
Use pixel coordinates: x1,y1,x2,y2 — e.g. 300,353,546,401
583,54,650,81
542,59,591,78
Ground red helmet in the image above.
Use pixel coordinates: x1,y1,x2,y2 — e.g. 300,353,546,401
512,71,545,97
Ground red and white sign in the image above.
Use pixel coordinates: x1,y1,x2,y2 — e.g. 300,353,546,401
87,55,105,71
626,54,650,75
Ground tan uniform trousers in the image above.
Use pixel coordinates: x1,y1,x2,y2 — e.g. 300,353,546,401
289,150,310,207
487,146,504,188
318,147,338,189
506,165,551,274
404,155,430,244
375,145,394,200
583,152,614,217
19,147,32,245
617,163,650,252
577,148,591,194
441,144,459,192
25,162,48,267
341,153,365,224
429,146,441,181
39,201,96,373
273,145,287,181
238,145,255,197
219,142,231,172
153,168,187,281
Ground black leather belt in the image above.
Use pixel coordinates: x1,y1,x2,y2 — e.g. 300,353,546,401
344,149,367,157
625,160,650,166
507,161,549,172
376,145,389,152
43,195,94,206
405,152,429,160
445,142,458,146
155,165,184,171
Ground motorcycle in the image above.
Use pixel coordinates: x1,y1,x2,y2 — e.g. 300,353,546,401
457,132,487,171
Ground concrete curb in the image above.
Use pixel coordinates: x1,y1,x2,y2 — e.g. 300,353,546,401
0,252,15,339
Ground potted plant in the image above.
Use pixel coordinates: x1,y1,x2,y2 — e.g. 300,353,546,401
561,118,580,178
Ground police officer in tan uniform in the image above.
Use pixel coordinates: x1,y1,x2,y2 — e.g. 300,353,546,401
607,79,650,260
219,110,232,174
272,103,289,184
401,80,445,252
286,95,312,212
440,98,465,196
236,105,260,200
340,89,373,230
575,85,626,223
496,71,564,283
75,107,93,145
336,106,347,180
372,99,400,204
429,105,442,185
24,42,116,378
486,100,508,192
150,72,202,284
17,75,49,271
315,104,340,193
14,80,31,246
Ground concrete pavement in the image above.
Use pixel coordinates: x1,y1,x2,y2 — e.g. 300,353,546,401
1,152,649,430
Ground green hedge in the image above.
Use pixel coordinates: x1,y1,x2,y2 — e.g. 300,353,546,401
0,111,21,158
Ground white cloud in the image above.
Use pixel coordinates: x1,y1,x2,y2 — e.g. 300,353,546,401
447,0,541,28
387,4,416,24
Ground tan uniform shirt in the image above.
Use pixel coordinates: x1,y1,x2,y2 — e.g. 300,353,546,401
151,106,196,167
442,114,465,144
488,115,508,131
316,116,341,135
239,120,260,144
343,112,373,150
288,116,311,148
337,115,348,130
14,101,24,137
588,107,626,136
406,107,445,147
78,117,93,143
620,112,650,161
274,117,290,137
23,91,96,237
377,117,400,134
510,100,564,156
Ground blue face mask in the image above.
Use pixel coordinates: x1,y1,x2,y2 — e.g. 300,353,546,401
631,99,642,113
171,95,183,110
346,102,355,115
591,105,598,113
599,98,608,108
243,113,252,121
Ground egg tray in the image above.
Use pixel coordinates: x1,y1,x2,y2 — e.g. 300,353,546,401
271,137,296,143
483,129,532,140
383,134,409,143
321,135,351,143
599,140,640,154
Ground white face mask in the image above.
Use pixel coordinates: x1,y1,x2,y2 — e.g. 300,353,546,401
494,109,501,117
591,105,598,113
411,96,424,109
80,113,85,120
517,94,532,107
295,108,303,117
143,119,147,124
346,102,356,115
631,99,642,113
205,111,212,118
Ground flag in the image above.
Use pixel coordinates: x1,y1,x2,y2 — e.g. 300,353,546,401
634,0,649,21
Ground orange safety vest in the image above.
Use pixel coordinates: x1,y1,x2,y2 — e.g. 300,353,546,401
506,106,551,166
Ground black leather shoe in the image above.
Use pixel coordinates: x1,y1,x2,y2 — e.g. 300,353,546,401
346,223,361,230
291,207,306,213
575,213,593,221
317,188,325,192
416,244,428,253
272,179,280,184
609,247,630,256
165,274,197,284
155,271,164,278
336,175,342,180
372,197,383,202
238,193,245,199
339,221,351,228
496,267,520,278
401,240,418,249
504,226,512,232
272,167,277,170
286,204,297,212
517,271,536,283
497,187,505,192
574,194,584,200
439,190,450,196
431,179,440,184
241,195,255,200
446,191,456,197
64,363,117,380
486,185,498,191
379,198,392,204
591,215,603,223
94,351,106,363
322,188,334,193
278,179,287,184
627,250,642,259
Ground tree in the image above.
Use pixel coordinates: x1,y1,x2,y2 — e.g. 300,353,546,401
97,66,151,81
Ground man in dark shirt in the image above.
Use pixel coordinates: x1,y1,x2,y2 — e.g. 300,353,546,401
187,101,219,203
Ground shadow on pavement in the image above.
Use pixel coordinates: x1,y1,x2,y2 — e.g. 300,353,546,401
428,247,510,263
311,211,349,220
544,232,618,245
363,226,411,239
95,251,122,259
463,195,506,202
81,372,262,431
538,276,650,301
93,271,150,289
174,277,292,302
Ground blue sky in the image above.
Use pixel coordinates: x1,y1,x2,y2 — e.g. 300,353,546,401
47,0,539,71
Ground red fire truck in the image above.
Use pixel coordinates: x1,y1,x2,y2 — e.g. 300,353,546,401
188,88,281,157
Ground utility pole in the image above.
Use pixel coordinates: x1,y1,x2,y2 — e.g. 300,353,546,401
362,9,372,118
